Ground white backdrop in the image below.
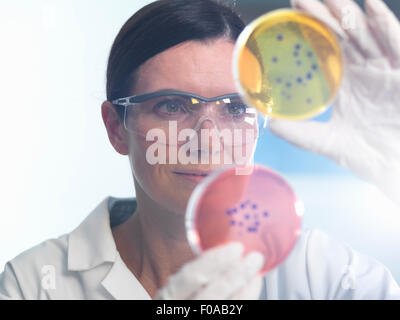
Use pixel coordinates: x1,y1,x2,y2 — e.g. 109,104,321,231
1,0,399,284
0,0,153,270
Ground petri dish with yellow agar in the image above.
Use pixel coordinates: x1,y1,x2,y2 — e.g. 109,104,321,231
233,9,343,120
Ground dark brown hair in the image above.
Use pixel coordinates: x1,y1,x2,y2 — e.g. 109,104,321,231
105,0,245,118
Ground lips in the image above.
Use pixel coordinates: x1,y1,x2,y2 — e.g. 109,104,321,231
173,171,210,177
173,170,212,183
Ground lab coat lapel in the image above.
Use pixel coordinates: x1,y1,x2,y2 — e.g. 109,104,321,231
68,197,116,271
67,197,151,299
101,253,152,300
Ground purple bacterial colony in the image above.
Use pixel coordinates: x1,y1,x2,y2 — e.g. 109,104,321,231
225,200,270,235
271,38,320,104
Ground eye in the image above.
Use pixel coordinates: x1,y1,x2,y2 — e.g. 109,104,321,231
226,102,248,117
153,98,187,116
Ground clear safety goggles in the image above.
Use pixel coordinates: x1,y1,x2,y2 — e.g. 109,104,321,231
112,90,267,146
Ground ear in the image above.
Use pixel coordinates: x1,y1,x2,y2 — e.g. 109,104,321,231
101,101,129,155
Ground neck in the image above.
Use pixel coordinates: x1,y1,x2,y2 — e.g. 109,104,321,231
116,182,196,298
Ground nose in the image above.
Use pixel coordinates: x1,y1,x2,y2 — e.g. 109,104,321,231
195,116,220,148
187,115,222,163
194,116,218,131
193,115,218,132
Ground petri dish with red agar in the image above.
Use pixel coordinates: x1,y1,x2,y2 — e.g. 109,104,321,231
185,164,304,275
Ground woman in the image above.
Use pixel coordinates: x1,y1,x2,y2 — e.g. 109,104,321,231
1,0,400,300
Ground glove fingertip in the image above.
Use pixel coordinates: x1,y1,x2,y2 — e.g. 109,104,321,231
268,119,297,136
365,0,390,16
290,0,300,9
225,242,245,256
269,119,331,154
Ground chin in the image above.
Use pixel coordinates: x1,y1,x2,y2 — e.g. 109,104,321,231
147,171,195,216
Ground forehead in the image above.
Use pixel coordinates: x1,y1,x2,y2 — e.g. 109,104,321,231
134,39,237,97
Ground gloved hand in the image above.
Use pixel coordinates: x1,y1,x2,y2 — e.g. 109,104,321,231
155,242,264,300
268,0,400,205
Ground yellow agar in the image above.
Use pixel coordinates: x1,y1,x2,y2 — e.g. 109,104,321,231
235,9,343,120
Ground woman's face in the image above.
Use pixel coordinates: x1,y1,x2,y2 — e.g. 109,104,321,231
123,39,257,214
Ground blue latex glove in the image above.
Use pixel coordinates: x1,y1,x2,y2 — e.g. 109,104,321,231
269,0,400,205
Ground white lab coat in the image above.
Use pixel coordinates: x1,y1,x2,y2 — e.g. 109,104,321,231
0,197,399,300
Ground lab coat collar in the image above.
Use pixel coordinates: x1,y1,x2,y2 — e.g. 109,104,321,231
101,253,152,300
67,197,151,299
68,197,117,271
